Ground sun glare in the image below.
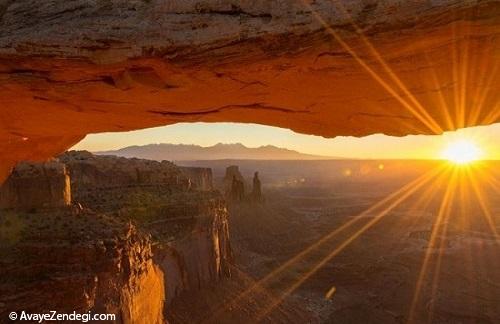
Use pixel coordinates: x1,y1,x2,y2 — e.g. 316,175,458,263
441,140,483,164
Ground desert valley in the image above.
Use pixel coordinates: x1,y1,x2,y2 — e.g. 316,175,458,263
1,144,499,323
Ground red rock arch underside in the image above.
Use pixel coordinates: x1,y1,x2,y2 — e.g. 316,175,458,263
0,0,499,181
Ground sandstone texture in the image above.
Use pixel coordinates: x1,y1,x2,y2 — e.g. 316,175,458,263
153,197,232,304
60,151,233,302
0,0,498,181
0,152,233,323
59,151,188,188
179,166,214,191
0,208,164,324
0,161,71,210
59,151,190,212
224,166,246,201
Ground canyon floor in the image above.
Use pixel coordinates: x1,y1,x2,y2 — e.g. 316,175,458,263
204,160,500,324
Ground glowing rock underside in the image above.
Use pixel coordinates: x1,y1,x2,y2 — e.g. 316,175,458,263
0,0,499,181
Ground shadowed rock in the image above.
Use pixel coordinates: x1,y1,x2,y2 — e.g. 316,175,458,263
224,166,246,202
179,166,214,191
0,161,71,211
251,171,263,202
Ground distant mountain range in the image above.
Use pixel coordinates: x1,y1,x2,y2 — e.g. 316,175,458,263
95,143,337,161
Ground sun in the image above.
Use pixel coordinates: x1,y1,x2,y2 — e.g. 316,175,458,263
441,140,483,164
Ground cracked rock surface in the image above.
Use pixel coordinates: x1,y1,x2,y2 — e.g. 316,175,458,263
0,0,499,181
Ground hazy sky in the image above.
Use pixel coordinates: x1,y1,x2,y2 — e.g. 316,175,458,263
73,122,500,160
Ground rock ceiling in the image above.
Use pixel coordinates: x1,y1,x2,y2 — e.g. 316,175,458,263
0,0,499,181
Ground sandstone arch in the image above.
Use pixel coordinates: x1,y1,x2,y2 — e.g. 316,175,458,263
0,0,499,181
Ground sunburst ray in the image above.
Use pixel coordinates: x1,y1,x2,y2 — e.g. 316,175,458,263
426,168,459,322
468,46,498,125
300,0,442,133
422,51,455,131
407,167,457,323
466,166,499,238
329,0,444,134
205,165,445,323
254,166,445,321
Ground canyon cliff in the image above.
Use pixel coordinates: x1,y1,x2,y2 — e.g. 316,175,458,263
179,167,214,191
0,152,233,323
224,166,246,202
0,205,165,324
60,151,234,306
0,0,498,181
0,161,71,210
250,172,263,203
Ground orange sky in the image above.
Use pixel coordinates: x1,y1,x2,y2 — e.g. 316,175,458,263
72,122,500,160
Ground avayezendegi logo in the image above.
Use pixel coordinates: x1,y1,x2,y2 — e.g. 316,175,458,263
9,310,115,322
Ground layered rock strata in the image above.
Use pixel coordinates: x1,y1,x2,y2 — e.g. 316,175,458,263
179,167,213,191
58,151,190,213
152,197,232,304
0,161,71,211
223,166,246,201
0,0,498,182
60,151,233,304
0,152,233,323
0,207,164,324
